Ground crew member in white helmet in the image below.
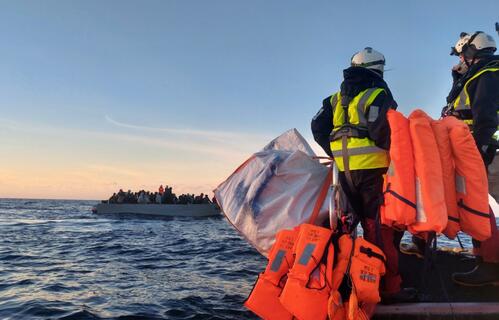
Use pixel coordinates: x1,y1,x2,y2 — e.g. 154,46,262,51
311,47,417,303
443,31,499,286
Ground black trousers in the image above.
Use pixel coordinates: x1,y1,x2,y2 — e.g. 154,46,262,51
338,168,387,221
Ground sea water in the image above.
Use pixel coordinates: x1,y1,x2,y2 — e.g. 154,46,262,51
0,199,490,319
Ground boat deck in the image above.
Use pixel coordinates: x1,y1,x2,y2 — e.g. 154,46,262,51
375,302,499,320
373,248,499,319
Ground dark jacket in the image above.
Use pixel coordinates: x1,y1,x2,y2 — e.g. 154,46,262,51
446,55,499,165
311,67,398,157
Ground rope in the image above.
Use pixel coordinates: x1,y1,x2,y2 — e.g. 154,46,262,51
456,234,465,250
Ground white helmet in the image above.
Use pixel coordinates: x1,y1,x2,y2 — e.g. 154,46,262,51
351,47,385,73
451,31,496,58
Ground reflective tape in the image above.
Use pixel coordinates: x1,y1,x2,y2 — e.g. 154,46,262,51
331,145,386,157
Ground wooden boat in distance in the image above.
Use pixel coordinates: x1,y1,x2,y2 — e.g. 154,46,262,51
94,203,221,217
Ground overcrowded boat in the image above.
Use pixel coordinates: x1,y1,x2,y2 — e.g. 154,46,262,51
93,186,220,217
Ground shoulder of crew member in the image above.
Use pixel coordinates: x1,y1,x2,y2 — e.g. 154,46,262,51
467,67,499,102
372,90,397,111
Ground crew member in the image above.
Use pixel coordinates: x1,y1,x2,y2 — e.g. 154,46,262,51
311,47,417,303
444,31,499,286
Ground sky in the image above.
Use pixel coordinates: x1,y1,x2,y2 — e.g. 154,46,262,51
0,0,498,200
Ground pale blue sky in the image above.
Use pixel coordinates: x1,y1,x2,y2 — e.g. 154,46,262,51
0,1,498,199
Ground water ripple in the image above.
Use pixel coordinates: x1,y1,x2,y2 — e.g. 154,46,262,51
0,198,484,319
0,199,262,319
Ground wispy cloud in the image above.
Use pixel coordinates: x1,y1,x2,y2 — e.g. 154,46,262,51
104,115,269,142
0,116,269,160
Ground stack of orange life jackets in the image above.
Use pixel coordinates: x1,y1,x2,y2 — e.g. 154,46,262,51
381,109,491,241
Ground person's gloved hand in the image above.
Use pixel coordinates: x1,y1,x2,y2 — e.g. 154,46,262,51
451,61,468,82
452,61,468,74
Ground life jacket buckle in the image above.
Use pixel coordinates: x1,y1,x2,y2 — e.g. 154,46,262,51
329,125,369,141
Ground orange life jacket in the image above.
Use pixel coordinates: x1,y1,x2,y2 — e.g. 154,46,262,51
381,109,417,228
279,223,334,320
407,110,448,234
244,228,299,320
328,235,386,320
431,119,460,239
443,116,491,241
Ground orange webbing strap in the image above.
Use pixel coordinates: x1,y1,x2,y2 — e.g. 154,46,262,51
307,166,333,225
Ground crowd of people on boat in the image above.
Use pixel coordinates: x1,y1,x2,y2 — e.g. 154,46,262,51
105,185,214,205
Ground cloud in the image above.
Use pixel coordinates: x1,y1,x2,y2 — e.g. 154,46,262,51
104,115,269,142
0,114,269,157
101,114,275,159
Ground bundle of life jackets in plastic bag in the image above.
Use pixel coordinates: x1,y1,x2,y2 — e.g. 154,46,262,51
214,128,332,256
381,109,491,241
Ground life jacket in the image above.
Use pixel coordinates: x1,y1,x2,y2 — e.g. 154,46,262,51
431,120,460,239
244,228,299,320
448,60,499,129
442,116,491,241
407,110,448,234
328,235,386,320
380,109,416,228
328,89,390,172
279,223,334,320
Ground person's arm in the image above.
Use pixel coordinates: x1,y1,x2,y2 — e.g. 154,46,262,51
366,91,397,150
311,96,334,157
469,71,499,165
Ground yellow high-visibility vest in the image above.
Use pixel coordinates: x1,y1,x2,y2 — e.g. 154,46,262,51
451,63,499,128
329,88,389,171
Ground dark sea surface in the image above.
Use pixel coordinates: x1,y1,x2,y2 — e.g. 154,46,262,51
0,199,263,320
0,199,494,319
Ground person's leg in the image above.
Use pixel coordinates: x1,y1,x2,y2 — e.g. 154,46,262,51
487,154,499,203
477,208,499,263
356,168,418,303
479,156,499,263
453,207,499,286
452,156,499,286
358,170,401,293
338,171,363,231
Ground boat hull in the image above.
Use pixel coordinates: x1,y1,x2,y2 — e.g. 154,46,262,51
95,203,220,217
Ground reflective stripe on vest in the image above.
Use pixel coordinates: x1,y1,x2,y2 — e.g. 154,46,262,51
329,88,389,171
452,66,499,128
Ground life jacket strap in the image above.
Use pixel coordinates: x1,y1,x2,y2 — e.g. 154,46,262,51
329,125,370,141
307,167,333,224
359,245,386,264
342,135,356,194
457,199,490,218
383,182,417,209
